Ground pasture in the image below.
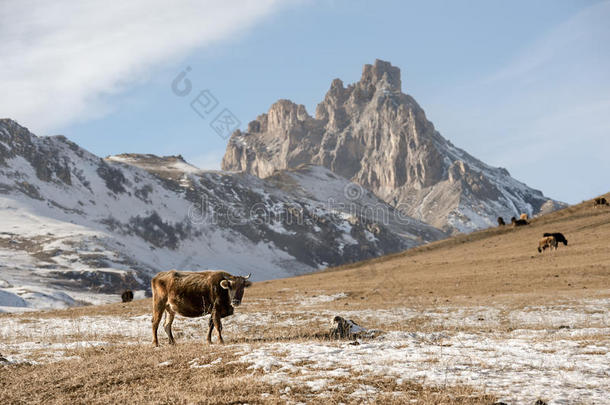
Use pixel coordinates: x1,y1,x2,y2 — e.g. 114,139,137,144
1,196,609,404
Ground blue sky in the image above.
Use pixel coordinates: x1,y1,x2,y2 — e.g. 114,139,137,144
2,0,608,204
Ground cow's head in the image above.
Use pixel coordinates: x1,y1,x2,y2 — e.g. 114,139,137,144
220,273,252,307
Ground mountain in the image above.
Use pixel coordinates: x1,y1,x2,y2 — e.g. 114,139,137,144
222,59,564,232
0,119,445,310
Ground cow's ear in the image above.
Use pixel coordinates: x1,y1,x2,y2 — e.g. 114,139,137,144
220,280,231,289
244,280,252,288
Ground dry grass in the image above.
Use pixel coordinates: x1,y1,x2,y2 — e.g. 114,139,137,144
1,194,609,404
249,193,610,309
0,342,495,404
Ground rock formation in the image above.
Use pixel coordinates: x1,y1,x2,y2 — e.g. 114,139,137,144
222,59,563,232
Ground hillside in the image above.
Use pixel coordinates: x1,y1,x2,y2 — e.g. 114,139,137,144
1,193,608,404
261,193,610,306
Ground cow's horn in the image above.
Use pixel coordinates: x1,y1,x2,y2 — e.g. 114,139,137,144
244,273,251,279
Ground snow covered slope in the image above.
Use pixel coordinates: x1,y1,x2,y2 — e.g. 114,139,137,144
0,119,445,311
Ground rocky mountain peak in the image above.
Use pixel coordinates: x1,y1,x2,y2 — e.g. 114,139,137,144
222,59,563,232
360,59,402,91
267,99,311,131
318,79,348,111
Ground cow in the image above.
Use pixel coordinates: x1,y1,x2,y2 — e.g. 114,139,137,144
538,236,558,253
497,217,506,226
520,213,528,220
151,270,251,346
511,216,529,226
594,197,609,207
543,232,568,246
121,290,134,303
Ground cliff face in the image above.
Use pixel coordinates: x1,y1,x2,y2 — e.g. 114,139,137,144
222,60,563,232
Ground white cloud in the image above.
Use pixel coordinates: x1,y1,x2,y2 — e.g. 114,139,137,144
0,0,289,134
483,1,610,85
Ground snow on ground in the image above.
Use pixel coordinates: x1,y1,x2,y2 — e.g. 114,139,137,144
237,329,609,404
234,300,609,404
297,293,348,306
0,195,305,311
1,299,608,403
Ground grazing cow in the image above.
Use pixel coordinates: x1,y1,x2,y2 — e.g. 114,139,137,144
543,232,568,246
511,217,529,226
538,236,558,253
594,197,609,207
121,290,134,303
151,270,251,346
520,213,528,220
497,217,506,226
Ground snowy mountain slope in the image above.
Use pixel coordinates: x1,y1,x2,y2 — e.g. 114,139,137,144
222,60,565,232
0,119,445,311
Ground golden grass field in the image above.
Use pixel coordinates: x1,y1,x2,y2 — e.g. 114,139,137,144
1,194,609,404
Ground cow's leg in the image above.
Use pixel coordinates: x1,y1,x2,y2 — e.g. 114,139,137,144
207,316,214,344
213,309,224,344
164,307,176,345
151,295,167,347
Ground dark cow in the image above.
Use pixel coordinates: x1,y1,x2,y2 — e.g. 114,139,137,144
151,270,251,346
594,197,608,207
497,217,506,226
121,290,134,303
543,232,568,246
511,216,528,226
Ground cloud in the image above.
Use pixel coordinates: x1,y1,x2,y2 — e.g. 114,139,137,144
0,0,290,134
483,1,610,85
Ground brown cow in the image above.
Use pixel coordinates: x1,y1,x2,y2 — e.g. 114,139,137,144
520,213,528,220
538,236,558,253
151,270,251,346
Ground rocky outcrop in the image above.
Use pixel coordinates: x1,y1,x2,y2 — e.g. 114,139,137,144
222,60,564,232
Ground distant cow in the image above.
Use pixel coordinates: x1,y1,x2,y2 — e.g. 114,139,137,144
121,290,134,303
511,217,529,226
520,213,528,220
594,197,609,207
151,270,251,346
497,217,506,226
538,236,558,253
543,232,568,246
